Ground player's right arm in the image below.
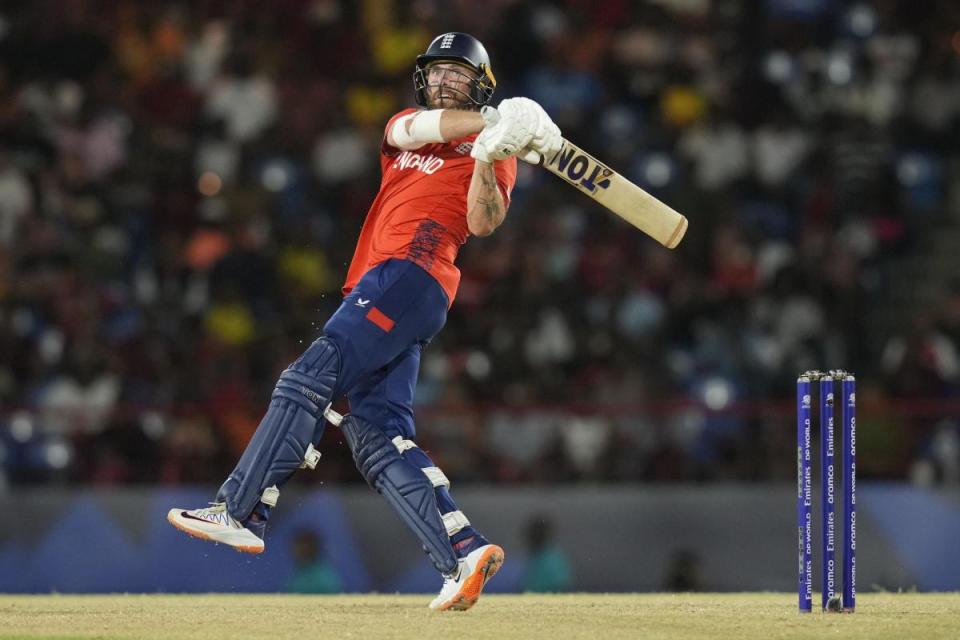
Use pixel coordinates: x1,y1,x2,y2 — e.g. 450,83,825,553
464,99,560,236
466,159,507,237
386,109,485,150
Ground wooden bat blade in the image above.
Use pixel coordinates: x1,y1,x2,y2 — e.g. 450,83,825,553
533,140,688,249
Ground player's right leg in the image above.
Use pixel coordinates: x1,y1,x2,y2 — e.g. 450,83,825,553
346,344,503,610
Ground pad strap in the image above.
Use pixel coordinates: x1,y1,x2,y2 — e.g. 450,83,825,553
422,466,450,489
391,437,450,488
442,510,470,536
324,404,344,427
261,485,280,507
392,436,416,453
392,436,450,489
300,444,322,470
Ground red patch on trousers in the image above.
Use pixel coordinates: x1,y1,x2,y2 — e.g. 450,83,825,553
366,307,395,332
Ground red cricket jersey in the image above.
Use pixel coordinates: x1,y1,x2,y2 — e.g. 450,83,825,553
342,108,518,306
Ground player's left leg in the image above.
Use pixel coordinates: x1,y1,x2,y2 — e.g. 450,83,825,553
346,344,503,611
166,334,344,554
168,259,447,553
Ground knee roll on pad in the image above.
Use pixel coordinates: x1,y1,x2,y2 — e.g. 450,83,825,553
216,337,341,520
341,414,458,575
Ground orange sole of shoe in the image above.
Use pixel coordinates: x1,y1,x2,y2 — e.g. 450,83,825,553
438,545,505,612
166,512,264,554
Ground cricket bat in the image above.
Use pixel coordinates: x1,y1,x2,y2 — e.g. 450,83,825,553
525,140,688,249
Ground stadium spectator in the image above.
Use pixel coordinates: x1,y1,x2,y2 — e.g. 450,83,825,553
0,0,958,487
522,516,573,593
286,529,342,594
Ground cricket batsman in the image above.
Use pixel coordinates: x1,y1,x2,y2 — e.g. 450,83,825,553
167,32,562,611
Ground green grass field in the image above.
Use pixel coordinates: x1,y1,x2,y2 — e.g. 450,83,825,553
2,593,959,640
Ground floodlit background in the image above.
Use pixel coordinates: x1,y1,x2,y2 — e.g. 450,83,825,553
2,0,959,594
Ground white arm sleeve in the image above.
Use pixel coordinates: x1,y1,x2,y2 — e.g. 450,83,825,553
389,110,445,150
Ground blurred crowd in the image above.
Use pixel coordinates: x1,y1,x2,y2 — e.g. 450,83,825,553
2,0,960,487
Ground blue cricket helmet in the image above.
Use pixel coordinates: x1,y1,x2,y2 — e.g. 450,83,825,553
414,32,497,108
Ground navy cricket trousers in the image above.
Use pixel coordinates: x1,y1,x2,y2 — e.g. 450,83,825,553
324,258,449,439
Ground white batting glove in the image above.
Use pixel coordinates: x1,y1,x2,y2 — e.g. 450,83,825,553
532,119,563,158
520,121,562,164
499,97,563,164
480,105,500,128
470,106,501,163
470,104,535,162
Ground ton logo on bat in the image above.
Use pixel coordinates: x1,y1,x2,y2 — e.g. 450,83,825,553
548,144,613,194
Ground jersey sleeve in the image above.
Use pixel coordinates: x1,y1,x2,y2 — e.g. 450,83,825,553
493,157,518,208
381,108,419,157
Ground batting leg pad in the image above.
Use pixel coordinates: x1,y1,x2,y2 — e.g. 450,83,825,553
341,414,458,575
399,440,487,556
216,337,341,521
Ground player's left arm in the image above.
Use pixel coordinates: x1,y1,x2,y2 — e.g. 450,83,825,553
387,109,487,150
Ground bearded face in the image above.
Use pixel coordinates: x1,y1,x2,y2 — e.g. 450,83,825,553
422,62,481,110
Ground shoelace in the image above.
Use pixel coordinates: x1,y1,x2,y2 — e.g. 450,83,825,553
192,502,227,519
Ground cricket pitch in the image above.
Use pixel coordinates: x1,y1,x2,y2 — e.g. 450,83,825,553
2,593,959,640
